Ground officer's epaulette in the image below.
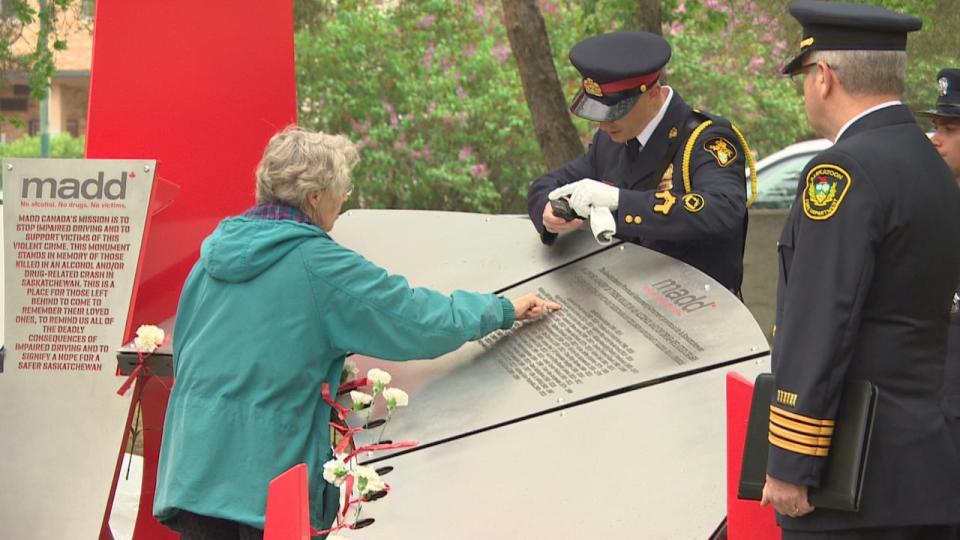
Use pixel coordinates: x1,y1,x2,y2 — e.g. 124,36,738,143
690,109,731,129
682,109,758,206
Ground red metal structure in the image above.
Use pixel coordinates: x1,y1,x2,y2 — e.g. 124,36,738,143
726,372,780,539
264,464,313,540
85,1,297,537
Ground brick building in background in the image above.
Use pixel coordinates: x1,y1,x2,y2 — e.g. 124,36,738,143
0,0,94,143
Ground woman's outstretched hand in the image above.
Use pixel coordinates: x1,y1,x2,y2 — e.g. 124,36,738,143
511,293,562,321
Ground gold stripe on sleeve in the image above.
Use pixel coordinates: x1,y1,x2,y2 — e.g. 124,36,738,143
770,405,835,427
770,410,835,436
769,433,830,457
769,422,832,447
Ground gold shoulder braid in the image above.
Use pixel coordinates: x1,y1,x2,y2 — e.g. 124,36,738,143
681,120,758,207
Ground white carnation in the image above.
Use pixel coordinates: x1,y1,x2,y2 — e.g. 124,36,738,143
382,387,409,410
352,465,386,495
322,459,349,486
133,325,165,353
367,368,392,388
349,391,373,410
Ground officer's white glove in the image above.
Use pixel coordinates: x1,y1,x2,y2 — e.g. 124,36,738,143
548,178,620,219
589,206,616,245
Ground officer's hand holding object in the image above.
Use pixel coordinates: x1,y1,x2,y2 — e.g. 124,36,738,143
589,206,616,245
760,474,814,518
548,178,620,219
541,202,584,235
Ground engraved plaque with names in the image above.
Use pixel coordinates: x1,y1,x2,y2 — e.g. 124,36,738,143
350,244,769,454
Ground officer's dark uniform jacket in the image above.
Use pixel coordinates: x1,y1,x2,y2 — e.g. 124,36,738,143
527,92,748,294
769,104,960,530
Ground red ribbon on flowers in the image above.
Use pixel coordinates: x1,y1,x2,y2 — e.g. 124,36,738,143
116,360,144,396
117,347,170,396
330,422,364,456
337,376,369,394
322,383,352,422
340,474,356,519
344,440,419,463
312,481,393,536
346,482,392,506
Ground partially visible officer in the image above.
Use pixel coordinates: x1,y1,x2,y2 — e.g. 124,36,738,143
526,31,756,295
919,68,960,449
762,1,960,538
921,68,960,179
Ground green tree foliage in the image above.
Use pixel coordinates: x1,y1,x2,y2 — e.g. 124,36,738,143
0,133,84,158
1,0,79,129
296,0,959,213
1,0,75,96
297,0,541,213
0,133,84,192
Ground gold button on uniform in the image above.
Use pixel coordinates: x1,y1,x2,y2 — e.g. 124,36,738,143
625,215,634,224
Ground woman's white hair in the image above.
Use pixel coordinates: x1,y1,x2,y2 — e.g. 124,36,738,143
255,126,359,210
810,50,907,97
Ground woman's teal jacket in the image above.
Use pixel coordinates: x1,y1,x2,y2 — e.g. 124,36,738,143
153,216,514,531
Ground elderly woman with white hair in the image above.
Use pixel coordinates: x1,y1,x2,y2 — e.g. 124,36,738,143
153,126,559,539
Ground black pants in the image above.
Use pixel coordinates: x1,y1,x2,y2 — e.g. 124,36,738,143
176,511,264,540
782,525,960,540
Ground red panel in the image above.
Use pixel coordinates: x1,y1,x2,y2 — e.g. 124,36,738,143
87,2,296,538
726,372,780,539
85,0,298,341
264,464,312,540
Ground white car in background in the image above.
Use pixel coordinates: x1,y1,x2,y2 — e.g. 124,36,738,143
751,139,832,209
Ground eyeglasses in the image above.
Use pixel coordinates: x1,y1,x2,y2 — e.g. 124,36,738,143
789,62,820,90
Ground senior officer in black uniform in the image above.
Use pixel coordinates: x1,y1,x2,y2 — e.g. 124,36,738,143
920,69,960,451
763,1,960,538
526,31,755,295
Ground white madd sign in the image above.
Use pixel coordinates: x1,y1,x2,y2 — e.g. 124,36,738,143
0,158,156,538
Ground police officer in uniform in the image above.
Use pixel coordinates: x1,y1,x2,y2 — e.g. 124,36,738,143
921,69,960,180
526,31,755,295
763,1,960,538
919,69,960,450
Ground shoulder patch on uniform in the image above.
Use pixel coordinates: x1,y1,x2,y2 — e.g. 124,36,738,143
682,193,705,213
802,164,852,220
703,136,737,167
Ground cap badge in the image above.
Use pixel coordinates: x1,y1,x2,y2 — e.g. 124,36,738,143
583,78,603,97
939,77,949,97
668,127,678,139
800,36,814,50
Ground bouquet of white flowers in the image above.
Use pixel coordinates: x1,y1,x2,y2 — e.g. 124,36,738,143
317,366,417,537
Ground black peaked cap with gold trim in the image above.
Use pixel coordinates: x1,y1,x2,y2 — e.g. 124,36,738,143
919,68,960,120
568,31,671,122
782,0,921,75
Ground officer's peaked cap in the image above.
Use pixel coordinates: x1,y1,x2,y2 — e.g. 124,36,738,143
919,68,960,120
568,31,671,122
782,0,921,75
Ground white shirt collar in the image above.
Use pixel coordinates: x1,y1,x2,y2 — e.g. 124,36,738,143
833,100,901,141
635,86,674,148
